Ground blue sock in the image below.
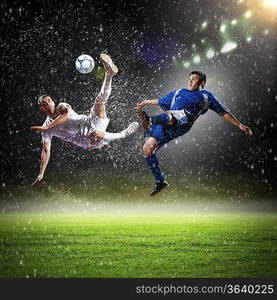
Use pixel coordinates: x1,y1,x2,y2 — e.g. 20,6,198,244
145,154,165,183
151,113,171,126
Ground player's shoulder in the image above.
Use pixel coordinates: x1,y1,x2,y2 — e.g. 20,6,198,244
57,102,71,108
176,88,189,96
200,89,217,100
57,102,72,113
201,89,213,95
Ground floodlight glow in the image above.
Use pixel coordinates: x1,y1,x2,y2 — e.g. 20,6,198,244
202,21,208,28
220,24,226,33
206,49,215,59
245,10,252,18
246,36,252,42
193,55,201,64
264,0,277,8
183,61,190,68
231,19,237,25
220,41,237,53
264,29,269,35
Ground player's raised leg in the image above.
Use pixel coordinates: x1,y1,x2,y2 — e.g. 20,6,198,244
87,53,139,148
91,53,118,119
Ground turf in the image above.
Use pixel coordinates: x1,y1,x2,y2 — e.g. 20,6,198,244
0,212,276,278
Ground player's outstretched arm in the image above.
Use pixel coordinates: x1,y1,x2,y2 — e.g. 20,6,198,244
31,110,69,132
31,142,51,186
221,112,253,136
137,99,159,107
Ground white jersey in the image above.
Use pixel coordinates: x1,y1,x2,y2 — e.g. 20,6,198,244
41,103,110,150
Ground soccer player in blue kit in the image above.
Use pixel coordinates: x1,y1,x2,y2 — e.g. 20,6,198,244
136,71,253,196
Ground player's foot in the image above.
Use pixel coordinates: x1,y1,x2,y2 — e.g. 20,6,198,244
122,122,139,137
100,53,118,75
150,180,169,196
135,106,150,131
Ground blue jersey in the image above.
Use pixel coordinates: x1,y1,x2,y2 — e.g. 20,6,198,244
158,88,229,121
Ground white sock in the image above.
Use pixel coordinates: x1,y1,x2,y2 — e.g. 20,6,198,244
98,75,112,101
103,130,126,142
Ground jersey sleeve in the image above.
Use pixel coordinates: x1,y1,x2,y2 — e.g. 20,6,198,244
207,92,230,115
41,132,52,143
41,119,52,143
158,91,176,111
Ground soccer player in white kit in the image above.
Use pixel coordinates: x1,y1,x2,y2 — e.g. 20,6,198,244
31,53,139,186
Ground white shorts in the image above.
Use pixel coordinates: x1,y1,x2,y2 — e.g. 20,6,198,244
89,111,110,132
86,112,110,149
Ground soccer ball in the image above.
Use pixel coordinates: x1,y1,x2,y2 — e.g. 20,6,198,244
75,54,95,74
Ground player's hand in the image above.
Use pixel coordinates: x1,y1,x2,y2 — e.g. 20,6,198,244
31,126,48,132
239,124,253,136
137,100,149,107
31,174,43,186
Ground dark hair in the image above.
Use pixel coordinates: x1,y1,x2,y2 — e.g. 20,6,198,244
189,71,206,83
37,94,51,105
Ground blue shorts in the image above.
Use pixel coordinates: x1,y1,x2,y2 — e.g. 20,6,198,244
144,119,193,148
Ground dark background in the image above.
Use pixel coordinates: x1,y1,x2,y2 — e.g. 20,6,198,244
0,0,276,198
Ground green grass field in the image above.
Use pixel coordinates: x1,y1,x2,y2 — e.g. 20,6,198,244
0,212,276,278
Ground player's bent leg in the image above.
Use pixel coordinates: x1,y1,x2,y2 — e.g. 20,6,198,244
150,112,172,126
88,130,105,145
88,122,139,148
143,137,158,157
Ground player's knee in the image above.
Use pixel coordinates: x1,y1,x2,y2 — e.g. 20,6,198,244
95,131,105,139
143,137,158,157
89,131,104,144
143,143,154,157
